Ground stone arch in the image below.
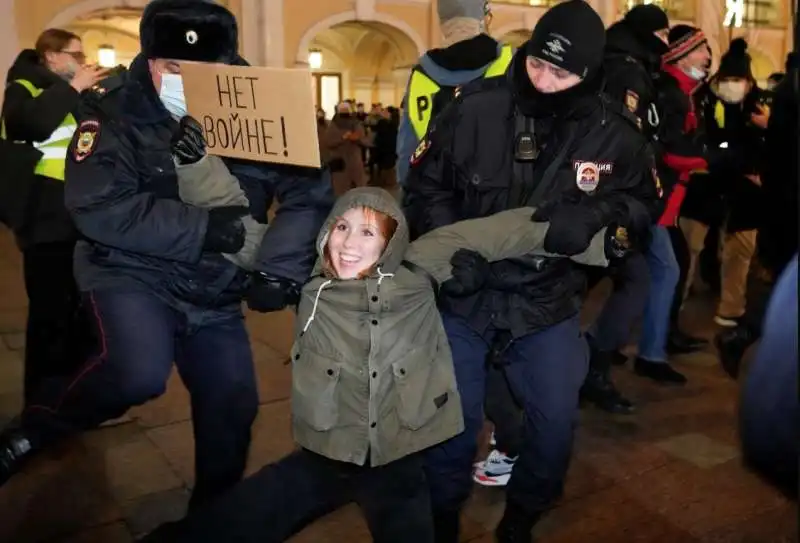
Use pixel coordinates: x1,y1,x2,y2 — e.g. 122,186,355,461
295,10,425,65
45,0,147,29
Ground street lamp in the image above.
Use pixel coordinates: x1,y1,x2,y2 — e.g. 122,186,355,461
308,49,323,70
97,44,116,68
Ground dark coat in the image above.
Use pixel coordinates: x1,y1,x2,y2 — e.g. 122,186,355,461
404,51,661,337
64,54,333,309
1,49,81,247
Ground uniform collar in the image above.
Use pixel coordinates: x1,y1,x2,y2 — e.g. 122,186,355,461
120,54,173,125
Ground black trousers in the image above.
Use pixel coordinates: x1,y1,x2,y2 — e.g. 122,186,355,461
156,449,434,543
21,241,92,404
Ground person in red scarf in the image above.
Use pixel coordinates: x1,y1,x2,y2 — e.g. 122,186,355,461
633,25,712,385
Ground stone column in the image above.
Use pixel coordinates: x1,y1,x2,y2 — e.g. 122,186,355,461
0,0,20,110
263,0,285,67
392,66,412,105
698,0,727,71
240,0,263,65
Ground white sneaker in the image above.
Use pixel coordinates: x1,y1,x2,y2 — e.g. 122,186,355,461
473,449,517,487
489,431,497,448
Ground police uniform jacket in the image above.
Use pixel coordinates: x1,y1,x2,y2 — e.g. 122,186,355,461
404,50,662,338
603,22,663,142
1,49,80,247
64,54,333,309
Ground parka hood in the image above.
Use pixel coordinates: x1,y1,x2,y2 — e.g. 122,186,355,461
6,49,62,88
314,187,409,276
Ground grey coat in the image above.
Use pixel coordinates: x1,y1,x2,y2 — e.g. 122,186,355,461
175,155,268,270
292,187,609,467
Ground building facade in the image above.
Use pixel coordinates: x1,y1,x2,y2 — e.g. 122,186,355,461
1,0,795,110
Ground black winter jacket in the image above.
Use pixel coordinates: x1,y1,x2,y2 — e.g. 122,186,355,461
64,55,333,310
702,81,766,232
603,22,663,142
1,49,81,247
404,51,662,337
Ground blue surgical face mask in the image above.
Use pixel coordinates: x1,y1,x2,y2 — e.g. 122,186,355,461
685,66,706,81
159,73,187,120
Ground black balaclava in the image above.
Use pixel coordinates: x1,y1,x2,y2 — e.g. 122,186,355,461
514,0,606,117
624,4,669,56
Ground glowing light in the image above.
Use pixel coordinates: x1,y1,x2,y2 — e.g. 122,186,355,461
308,49,323,70
97,44,116,67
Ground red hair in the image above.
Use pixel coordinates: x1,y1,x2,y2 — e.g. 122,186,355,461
322,206,398,279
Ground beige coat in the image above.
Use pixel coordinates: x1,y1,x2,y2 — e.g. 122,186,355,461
291,187,609,467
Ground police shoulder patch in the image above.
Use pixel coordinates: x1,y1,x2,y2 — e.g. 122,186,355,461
71,119,101,163
410,138,430,166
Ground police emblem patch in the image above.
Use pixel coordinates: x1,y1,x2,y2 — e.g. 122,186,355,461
614,226,630,249
72,120,101,163
575,161,599,192
625,90,639,113
410,138,430,166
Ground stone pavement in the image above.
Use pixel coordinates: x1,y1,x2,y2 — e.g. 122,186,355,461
0,228,795,543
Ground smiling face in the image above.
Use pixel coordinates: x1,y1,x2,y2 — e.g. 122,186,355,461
324,207,396,279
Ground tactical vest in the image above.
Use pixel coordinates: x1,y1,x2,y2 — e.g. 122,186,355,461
0,79,77,181
407,44,513,139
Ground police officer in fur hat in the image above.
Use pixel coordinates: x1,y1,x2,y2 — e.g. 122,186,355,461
404,1,662,541
0,0,333,507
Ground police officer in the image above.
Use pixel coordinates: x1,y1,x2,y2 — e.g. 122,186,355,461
396,0,512,189
404,2,661,541
579,4,671,414
0,0,332,508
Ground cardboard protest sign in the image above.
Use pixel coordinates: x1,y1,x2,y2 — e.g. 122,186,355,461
181,62,321,168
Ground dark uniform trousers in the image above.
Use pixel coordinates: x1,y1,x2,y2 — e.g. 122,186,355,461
586,252,651,352
425,312,588,515
21,241,93,404
22,288,259,507
147,449,434,543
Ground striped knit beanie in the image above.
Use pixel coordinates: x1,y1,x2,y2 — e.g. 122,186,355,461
663,24,707,64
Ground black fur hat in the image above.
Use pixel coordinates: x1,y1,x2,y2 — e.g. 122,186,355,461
140,0,238,63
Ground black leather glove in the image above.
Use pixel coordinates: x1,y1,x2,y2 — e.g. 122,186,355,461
203,206,249,254
171,116,207,165
440,249,490,297
246,272,301,313
537,204,603,256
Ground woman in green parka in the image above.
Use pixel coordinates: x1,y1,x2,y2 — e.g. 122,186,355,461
143,185,612,543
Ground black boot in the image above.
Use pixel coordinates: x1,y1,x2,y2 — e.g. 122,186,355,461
580,350,635,414
432,508,460,543
666,329,707,355
495,503,540,543
0,421,37,487
634,358,687,385
714,324,757,379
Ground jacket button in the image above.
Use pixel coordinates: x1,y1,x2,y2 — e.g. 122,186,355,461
326,369,334,376
294,354,300,360
370,422,376,428
400,368,406,375
371,319,378,326
471,174,481,186
371,371,377,378
371,295,378,302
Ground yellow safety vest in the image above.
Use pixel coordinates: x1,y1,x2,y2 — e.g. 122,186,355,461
0,79,77,181
407,45,514,139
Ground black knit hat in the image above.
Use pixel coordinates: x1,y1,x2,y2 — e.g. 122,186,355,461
526,0,606,79
718,38,753,79
663,24,707,64
624,4,669,35
140,0,238,63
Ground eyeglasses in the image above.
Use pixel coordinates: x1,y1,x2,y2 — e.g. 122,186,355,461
60,50,86,64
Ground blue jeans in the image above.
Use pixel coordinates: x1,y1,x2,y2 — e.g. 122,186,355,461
638,226,680,362
24,288,259,507
424,314,588,515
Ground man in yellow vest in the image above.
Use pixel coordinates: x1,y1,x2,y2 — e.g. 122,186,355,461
396,0,512,187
